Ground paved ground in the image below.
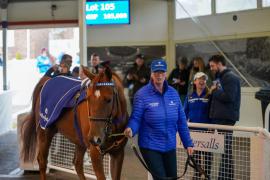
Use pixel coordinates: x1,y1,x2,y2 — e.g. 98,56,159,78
0,131,19,175
121,138,148,180
0,131,147,180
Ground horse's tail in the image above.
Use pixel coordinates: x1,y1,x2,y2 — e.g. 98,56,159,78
20,110,37,162
20,76,50,162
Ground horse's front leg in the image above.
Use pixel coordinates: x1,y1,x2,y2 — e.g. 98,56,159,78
109,147,125,180
89,145,106,180
73,145,86,180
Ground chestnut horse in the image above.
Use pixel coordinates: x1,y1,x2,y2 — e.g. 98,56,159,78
20,66,128,180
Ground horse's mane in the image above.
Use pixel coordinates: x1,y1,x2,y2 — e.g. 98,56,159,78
111,72,124,89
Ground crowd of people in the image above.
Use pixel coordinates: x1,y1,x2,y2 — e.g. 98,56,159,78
124,54,241,180
37,50,241,180
36,48,80,78
36,50,111,80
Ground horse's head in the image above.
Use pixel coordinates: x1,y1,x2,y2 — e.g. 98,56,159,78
82,65,127,153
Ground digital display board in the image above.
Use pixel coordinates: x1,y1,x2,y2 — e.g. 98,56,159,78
85,0,130,25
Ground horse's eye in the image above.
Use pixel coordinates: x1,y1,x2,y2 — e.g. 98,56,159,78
105,98,112,103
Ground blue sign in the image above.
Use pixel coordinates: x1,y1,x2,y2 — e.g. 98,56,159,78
85,0,130,25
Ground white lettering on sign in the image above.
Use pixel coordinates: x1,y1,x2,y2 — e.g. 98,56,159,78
177,131,225,153
86,4,99,11
86,14,98,20
86,3,116,12
100,3,115,11
103,13,127,20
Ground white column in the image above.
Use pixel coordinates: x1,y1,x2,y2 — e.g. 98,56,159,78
166,0,175,72
78,0,87,66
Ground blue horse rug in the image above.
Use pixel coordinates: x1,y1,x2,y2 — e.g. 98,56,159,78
39,76,87,129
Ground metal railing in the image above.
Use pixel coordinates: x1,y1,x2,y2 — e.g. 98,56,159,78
47,123,270,180
149,123,270,180
48,133,111,179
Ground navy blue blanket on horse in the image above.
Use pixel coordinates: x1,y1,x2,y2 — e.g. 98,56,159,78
39,76,86,129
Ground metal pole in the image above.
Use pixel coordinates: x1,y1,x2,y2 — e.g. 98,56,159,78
26,29,30,60
1,0,8,90
2,26,7,90
188,122,270,138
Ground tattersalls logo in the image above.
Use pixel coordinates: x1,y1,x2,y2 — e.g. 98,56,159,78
177,131,225,154
155,61,164,67
193,138,220,150
169,101,176,106
149,102,159,107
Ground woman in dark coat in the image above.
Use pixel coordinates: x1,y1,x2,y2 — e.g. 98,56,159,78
168,57,189,105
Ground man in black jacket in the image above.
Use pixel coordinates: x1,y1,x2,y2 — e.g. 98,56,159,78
168,57,189,105
89,53,100,74
124,54,150,106
209,54,241,180
45,54,73,78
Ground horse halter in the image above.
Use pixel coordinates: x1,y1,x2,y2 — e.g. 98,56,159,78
87,81,116,135
87,80,127,155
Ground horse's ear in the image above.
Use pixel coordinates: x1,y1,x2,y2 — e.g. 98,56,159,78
81,65,95,80
105,67,112,80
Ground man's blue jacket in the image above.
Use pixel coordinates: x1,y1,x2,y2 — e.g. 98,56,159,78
127,81,193,152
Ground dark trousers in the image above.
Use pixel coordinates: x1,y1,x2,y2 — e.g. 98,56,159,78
193,151,212,179
140,148,177,180
218,131,234,180
211,119,235,180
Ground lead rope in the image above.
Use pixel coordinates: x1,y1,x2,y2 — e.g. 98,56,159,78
107,133,209,179
128,137,209,180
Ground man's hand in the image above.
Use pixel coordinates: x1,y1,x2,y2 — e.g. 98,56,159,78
210,84,217,93
127,73,133,80
187,147,193,155
179,81,186,86
172,78,180,84
124,128,133,138
140,78,146,83
52,64,59,71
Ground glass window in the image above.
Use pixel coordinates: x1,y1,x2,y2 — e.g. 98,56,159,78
263,0,270,7
0,30,15,48
216,0,257,13
175,0,211,19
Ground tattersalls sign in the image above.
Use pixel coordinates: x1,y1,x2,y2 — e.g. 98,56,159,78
85,0,130,25
177,131,225,153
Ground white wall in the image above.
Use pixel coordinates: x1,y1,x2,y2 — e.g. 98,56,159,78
7,1,78,22
237,87,263,127
0,1,78,29
0,1,269,44
87,0,168,46
174,8,270,42
3,1,270,44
